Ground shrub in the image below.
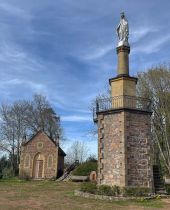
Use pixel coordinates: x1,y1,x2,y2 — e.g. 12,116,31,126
80,183,121,196
72,161,97,176
112,185,121,196
97,185,121,196
98,185,114,196
80,183,151,197
80,182,97,194
123,187,151,197
2,167,14,178
165,184,170,195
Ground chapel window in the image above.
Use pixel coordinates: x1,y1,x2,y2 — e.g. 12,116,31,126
47,155,53,168
24,154,30,168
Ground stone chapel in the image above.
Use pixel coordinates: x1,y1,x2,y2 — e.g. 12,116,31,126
19,130,66,179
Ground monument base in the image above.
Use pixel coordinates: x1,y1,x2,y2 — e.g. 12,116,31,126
97,108,154,191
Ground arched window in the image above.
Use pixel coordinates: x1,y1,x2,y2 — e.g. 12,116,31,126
24,154,30,168
47,155,53,168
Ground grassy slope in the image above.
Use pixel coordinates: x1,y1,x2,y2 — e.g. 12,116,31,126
0,178,168,210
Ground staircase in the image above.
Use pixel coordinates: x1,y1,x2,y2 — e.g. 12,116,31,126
57,160,79,181
153,165,166,194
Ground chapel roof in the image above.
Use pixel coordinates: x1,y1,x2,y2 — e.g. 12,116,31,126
22,130,66,156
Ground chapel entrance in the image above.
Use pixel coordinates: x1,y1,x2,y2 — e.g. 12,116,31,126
33,153,44,179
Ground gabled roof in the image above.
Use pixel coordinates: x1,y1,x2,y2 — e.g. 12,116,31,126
22,130,58,147
22,130,66,156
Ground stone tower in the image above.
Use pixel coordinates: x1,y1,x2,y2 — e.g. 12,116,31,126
95,13,153,190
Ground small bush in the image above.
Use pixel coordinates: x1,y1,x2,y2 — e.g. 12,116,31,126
80,183,151,197
112,185,121,196
98,185,114,196
80,183,121,196
165,184,170,195
2,167,14,178
72,161,97,176
123,187,151,197
98,185,121,196
80,182,97,194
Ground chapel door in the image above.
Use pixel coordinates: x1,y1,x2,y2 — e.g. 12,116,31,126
33,153,44,179
38,160,43,178
35,160,44,179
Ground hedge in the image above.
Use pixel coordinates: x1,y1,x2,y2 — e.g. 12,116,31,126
72,161,97,176
80,182,152,197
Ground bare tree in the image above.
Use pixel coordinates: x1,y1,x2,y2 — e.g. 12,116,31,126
0,94,63,174
65,141,89,164
11,101,29,165
0,104,17,174
137,65,170,175
26,94,62,142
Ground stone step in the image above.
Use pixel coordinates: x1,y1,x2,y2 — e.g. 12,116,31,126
153,172,162,176
154,178,164,182
154,180,164,183
155,190,167,195
154,181,164,184
153,173,163,176
154,183,165,186
155,186,165,189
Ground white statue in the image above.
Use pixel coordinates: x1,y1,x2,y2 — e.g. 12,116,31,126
117,12,129,47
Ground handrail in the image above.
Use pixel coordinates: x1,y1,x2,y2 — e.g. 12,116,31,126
93,95,151,122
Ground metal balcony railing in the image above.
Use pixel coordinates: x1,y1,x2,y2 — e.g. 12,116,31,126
93,95,152,122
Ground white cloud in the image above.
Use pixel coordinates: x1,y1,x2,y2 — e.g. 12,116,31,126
79,44,113,60
2,78,23,85
61,115,91,122
0,78,47,94
133,34,170,54
0,42,26,62
27,81,47,93
0,3,32,20
130,26,158,43
0,42,44,73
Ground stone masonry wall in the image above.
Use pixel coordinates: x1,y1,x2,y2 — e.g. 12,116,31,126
98,110,153,189
98,112,126,186
125,111,153,188
19,131,58,179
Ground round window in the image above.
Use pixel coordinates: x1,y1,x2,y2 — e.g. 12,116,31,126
37,142,43,150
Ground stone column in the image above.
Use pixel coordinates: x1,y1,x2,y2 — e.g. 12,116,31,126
117,46,130,75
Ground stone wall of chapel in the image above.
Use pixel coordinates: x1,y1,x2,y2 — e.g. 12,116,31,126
19,132,58,179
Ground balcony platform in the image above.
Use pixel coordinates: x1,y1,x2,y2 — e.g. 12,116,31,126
93,95,152,123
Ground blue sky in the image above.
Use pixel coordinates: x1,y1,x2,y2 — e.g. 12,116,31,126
0,0,169,156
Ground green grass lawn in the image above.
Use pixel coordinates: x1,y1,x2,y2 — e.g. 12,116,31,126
0,178,169,210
